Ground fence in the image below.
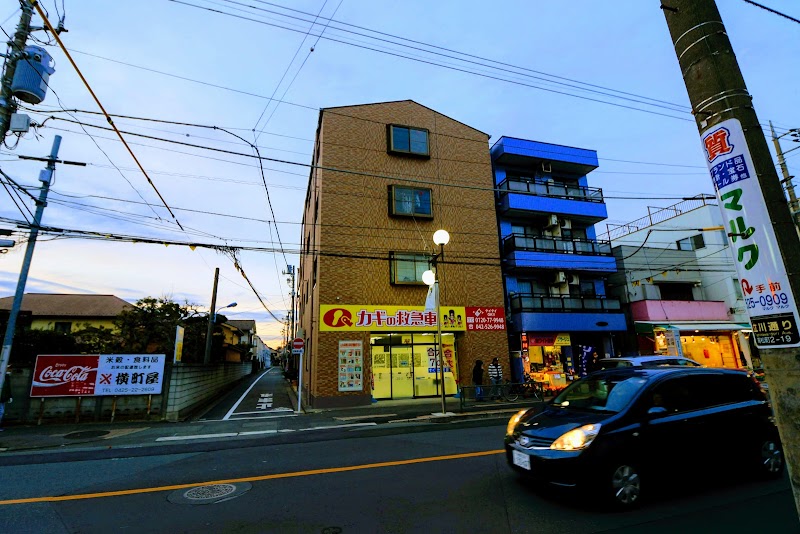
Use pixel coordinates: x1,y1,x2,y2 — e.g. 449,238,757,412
600,196,713,241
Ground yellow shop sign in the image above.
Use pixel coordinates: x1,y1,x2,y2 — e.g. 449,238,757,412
555,333,571,346
320,305,467,331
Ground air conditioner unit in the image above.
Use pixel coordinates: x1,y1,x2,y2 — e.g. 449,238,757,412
545,214,559,228
568,274,580,285
541,161,552,173
551,271,567,285
560,218,572,230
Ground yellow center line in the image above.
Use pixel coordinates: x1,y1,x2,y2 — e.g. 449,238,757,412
0,449,505,505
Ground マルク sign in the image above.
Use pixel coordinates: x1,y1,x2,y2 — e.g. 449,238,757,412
292,338,304,350
30,354,166,397
701,118,800,348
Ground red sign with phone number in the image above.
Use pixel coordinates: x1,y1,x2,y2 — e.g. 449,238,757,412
465,307,506,331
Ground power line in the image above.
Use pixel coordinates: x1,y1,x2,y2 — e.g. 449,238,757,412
743,0,800,24
29,4,185,231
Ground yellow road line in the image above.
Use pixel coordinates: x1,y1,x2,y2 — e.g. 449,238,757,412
0,449,505,505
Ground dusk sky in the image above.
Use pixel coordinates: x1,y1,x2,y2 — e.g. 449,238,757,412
1,0,798,346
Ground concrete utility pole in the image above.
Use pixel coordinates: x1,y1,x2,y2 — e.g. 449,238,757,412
663,0,800,517
203,267,220,364
0,1,34,142
770,121,800,229
0,135,61,393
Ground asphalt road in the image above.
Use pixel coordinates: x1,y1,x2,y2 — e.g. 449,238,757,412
0,423,796,533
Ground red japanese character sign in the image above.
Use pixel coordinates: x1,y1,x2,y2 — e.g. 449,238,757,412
30,354,166,397
465,307,506,331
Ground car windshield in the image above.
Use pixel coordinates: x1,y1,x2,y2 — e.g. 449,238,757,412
552,375,649,413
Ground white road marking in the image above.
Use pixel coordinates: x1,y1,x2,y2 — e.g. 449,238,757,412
231,408,293,416
223,371,270,421
155,423,375,441
202,414,299,422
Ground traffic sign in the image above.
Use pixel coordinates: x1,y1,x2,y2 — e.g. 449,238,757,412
292,338,304,350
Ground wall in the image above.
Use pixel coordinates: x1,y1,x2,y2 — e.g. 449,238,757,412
630,299,729,321
2,362,251,424
30,318,116,332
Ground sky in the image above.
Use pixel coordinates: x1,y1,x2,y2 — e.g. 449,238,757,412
0,0,798,347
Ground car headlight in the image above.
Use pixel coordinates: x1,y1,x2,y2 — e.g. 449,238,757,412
550,424,602,451
506,409,528,436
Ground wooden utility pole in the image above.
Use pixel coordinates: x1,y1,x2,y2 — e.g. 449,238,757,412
662,0,800,516
0,1,33,142
203,268,219,364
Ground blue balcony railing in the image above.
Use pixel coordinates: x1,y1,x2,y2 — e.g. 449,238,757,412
498,177,603,203
510,293,622,313
503,234,612,256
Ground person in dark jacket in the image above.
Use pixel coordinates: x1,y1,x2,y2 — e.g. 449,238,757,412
472,360,484,401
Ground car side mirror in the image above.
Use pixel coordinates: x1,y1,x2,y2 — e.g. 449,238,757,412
647,406,668,417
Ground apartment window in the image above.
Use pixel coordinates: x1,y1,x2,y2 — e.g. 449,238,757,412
658,283,695,301
390,186,432,217
53,321,72,333
388,125,429,156
390,252,430,284
677,234,705,251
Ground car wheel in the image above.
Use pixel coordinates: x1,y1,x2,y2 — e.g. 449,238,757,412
758,439,784,479
608,463,642,508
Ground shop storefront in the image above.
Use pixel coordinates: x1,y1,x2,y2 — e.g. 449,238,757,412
637,321,753,368
371,333,457,399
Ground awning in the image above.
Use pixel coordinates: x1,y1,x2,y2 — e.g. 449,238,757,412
635,321,751,334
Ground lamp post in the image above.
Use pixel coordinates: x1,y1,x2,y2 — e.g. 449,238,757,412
204,301,236,364
423,229,450,415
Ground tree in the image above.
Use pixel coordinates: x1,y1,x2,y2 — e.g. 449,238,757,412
114,297,191,355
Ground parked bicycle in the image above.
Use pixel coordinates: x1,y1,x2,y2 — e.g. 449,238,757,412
500,379,544,402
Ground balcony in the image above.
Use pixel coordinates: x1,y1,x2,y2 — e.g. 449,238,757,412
508,293,627,332
502,235,617,272
497,178,608,222
503,234,612,256
510,293,622,313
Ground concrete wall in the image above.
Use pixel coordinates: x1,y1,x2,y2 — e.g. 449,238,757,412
164,362,252,421
2,361,251,424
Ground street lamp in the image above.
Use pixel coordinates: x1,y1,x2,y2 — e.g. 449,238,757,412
423,229,450,415
214,302,237,323
204,301,237,364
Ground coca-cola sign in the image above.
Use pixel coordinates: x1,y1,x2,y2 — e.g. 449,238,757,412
31,355,99,397
30,354,166,397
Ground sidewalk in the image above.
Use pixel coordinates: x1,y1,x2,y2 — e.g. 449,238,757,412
0,371,541,458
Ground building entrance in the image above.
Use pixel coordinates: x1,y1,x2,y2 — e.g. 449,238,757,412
370,333,458,400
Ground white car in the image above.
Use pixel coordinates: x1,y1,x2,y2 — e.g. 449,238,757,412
599,355,702,369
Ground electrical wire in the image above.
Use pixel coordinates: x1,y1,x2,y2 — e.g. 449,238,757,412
743,0,800,24
31,2,185,231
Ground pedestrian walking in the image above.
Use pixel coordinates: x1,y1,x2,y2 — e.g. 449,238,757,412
0,366,12,430
488,357,503,400
472,359,485,401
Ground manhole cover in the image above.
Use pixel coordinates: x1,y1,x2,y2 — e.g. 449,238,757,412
168,483,252,505
64,430,110,440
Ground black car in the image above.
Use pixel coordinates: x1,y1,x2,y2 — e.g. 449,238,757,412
504,367,782,508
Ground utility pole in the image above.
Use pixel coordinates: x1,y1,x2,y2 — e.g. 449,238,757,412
663,0,800,517
0,135,61,393
770,121,800,229
203,267,219,364
0,1,34,142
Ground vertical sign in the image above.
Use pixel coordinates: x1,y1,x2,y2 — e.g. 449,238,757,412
173,325,185,363
702,119,800,348
338,340,363,392
663,327,683,357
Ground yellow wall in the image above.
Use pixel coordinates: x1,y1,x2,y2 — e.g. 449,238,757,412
30,318,117,332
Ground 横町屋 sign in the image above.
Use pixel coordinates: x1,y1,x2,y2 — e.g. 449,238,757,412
702,118,800,348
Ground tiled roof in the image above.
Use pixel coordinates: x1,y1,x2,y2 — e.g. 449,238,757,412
228,319,256,332
0,293,132,317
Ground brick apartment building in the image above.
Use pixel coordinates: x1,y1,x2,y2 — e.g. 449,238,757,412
297,100,508,408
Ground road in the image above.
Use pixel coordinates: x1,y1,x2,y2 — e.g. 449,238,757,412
0,422,795,533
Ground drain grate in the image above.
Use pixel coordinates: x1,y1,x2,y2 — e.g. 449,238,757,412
168,483,252,505
64,430,110,440
185,484,236,500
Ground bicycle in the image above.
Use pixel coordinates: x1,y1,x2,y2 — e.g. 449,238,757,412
501,379,544,402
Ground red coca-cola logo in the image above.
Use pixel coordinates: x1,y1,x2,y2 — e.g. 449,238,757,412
38,365,96,384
